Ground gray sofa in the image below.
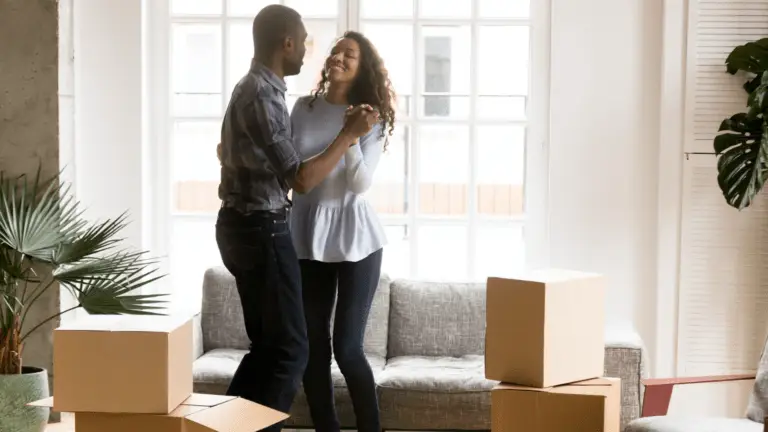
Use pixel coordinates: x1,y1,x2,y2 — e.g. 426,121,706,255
192,267,647,431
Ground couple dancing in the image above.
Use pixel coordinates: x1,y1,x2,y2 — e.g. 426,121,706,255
215,4,395,432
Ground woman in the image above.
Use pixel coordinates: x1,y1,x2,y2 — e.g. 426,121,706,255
289,31,396,432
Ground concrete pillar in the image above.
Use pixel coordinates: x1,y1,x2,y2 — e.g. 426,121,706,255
0,0,63,422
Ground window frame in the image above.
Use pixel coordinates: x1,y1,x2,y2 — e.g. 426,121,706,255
148,0,550,297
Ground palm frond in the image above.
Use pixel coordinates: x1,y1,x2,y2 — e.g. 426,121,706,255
79,291,167,315
52,213,129,265
53,251,160,286
0,247,26,284
0,171,85,261
54,250,168,315
0,166,168,372
75,270,167,315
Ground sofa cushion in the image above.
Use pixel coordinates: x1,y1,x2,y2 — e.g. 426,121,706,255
376,355,495,430
192,348,244,395
200,267,391,357
289,352,385,429
192,348,386,429
377,355,496,392
192,348,386,395
388,279,486,358
626,417,762,432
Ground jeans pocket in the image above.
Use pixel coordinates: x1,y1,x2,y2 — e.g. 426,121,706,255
226,244,265,271
217,229,268,272
271,220,290,237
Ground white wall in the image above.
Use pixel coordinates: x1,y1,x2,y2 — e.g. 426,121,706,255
548,0,664,369
73,0,147,252
59,0,81,324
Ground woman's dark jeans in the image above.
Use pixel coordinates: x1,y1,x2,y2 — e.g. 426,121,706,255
300,249,383,432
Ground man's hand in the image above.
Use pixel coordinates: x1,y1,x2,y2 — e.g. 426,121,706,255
342,104,379,139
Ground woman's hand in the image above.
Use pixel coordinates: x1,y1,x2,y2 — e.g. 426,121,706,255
345,104,374,117
343,105,379,139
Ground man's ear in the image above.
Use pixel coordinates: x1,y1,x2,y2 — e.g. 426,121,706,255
284,36,294,51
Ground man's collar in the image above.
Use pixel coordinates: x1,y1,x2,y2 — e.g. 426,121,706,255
250,59,287,93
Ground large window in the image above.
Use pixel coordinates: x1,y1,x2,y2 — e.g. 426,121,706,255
153,0,549,310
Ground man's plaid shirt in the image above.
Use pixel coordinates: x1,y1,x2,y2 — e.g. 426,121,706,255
218,60,300,213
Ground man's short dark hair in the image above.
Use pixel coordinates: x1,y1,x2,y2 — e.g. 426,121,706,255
252,5,303,59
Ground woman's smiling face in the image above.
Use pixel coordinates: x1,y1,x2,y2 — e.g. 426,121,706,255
325,37,361,84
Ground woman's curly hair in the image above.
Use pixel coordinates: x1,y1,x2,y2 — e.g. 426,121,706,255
308,31,396,150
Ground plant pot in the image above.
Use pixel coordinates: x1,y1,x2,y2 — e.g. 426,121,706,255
0,366,50,432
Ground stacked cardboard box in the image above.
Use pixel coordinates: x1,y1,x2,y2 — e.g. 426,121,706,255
485,269,621,432
30,314,288,431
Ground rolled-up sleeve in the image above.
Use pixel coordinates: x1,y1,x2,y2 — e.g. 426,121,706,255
240,92,300,181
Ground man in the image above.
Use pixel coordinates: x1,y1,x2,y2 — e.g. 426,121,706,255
215,5,378,430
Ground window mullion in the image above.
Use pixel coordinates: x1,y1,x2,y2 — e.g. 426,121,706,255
220,2,228,112
347,0,360,31
408,0,421,279
467,0,479,281
151,0,173,297
523,0,550,270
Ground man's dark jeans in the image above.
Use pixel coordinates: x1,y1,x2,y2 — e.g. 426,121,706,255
215,207,308,431
300,249,384,432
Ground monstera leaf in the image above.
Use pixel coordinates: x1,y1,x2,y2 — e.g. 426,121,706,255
726,38,768,94
714,113,768,210
714,39,768,210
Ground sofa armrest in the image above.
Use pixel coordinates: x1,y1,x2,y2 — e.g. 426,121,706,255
192,312,204,360
641,374,755,418
604,327,648,431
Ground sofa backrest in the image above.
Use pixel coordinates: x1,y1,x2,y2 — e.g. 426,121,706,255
200,267,391,358
387,279,486,358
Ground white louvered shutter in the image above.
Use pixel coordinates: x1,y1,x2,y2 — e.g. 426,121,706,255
677,0,768,376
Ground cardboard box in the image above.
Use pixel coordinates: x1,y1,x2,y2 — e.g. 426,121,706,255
53,314,193,414
485,269,605,387
30,394,289,431
491,378,620,432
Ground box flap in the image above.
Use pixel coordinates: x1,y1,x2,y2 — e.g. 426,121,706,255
170,404,209,418
186,398,289,431
56,314,192,333
182,393,236,408
569,377,618,387
551,378,620,397
493,383,553,393
27,397,53,408
493,377,618,394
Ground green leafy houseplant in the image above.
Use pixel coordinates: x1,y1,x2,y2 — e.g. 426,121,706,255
0,169,167,375
714,38,768,210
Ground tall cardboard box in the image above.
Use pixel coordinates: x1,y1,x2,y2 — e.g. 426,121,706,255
30,394,289,432
491,378,620,432
53,314,193,414
485,269,605,387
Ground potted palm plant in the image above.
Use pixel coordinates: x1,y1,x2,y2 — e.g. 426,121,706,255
0,169,167,432
714,38,768,209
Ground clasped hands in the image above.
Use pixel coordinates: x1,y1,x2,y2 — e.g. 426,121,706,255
216,104,378,164
342,104,379,143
